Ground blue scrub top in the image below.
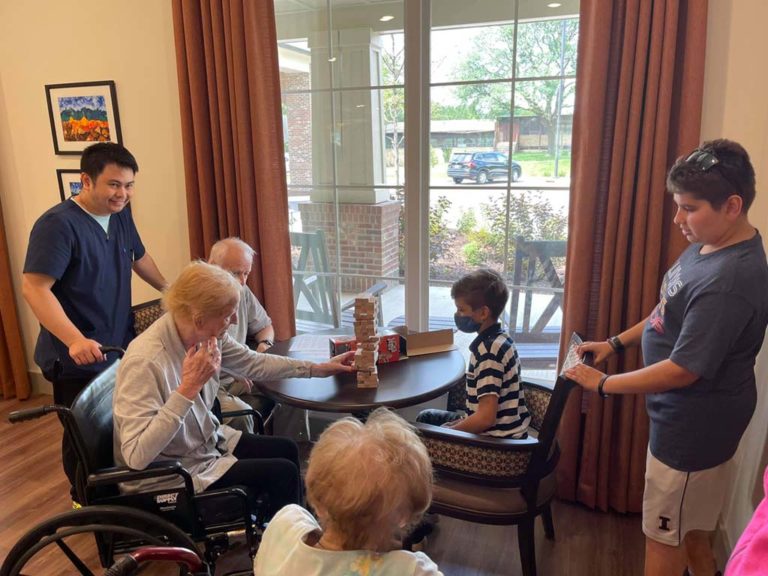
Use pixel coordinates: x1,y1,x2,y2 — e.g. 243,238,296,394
24,199,146,379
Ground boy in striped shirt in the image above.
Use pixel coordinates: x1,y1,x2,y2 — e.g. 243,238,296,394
417,268,529,438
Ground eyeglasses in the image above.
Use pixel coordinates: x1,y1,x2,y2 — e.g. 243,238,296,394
686,149,720,171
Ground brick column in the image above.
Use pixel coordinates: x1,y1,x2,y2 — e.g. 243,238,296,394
280,71,312,185
299,200,400,293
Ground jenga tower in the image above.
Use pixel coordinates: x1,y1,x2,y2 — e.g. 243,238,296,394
353,295,380,388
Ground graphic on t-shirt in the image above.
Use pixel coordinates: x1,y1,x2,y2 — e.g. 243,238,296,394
649,260,683,335
349,554,384,575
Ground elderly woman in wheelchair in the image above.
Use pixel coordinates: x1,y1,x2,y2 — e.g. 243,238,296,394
113,261,354,516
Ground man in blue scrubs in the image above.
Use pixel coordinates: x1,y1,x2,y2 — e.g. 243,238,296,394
22,142,167,496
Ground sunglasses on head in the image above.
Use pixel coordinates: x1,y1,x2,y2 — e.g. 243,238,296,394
685,148,740,194
686,149,720,171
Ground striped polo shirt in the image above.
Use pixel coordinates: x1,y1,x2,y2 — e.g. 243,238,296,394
466,323,529,438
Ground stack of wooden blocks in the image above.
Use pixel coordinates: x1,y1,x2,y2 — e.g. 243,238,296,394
354,295,379,388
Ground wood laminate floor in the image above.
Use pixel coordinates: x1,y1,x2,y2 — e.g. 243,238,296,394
0,394,644,575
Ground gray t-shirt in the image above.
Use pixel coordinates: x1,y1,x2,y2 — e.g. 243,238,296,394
227,284,272,345
219,285,272,394
642,232,768,471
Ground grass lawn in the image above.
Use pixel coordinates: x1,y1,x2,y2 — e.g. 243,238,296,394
513,150,571,178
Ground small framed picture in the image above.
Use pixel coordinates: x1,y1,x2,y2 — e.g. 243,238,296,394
57,169,83,201
45,81,122,155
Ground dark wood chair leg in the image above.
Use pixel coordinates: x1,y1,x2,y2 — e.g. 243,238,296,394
518,517,537,576
542,503,555,540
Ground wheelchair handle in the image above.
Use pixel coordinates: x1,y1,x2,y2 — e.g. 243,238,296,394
8,404,67,423
104,546,206,576
100,345,126,357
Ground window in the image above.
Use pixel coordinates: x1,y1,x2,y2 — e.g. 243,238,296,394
274,0,579,379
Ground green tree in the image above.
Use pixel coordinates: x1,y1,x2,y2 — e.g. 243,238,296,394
464,192,567,268
429,196,453,263
431,101,480,120
454,19,578,155
381,34,405,179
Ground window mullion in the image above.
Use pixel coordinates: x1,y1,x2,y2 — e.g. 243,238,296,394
404,0,431,331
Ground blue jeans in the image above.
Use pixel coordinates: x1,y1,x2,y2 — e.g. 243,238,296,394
416,409,464,427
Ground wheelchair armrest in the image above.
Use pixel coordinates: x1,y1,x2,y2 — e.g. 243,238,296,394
220,408,265,434
195,485,249,505
88,460,195,496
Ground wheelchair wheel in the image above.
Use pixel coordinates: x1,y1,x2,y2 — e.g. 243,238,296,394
0,505,206,576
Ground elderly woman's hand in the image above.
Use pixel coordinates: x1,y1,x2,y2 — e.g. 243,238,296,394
310,350,356,377
178,337,221,400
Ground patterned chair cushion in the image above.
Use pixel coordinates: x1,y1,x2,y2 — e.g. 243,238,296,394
132,299,164,336
423,436,531,479
446,376,468,412
524,384,551,432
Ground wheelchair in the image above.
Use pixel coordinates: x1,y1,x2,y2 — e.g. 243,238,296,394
0,504,254,576
7,348,265,573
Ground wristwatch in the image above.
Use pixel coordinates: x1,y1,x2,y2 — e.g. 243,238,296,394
607,335,625,353
257,338,274,348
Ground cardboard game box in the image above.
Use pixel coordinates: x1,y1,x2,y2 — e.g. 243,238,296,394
390,325,455,357
329,326,455,362
329,332,402,364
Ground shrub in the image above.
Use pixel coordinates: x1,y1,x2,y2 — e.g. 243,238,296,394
456,208,477,235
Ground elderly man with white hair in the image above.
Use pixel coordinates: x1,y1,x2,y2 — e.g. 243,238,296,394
208,237,276,433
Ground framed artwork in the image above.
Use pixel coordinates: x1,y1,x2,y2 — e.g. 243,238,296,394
45,81,122,155
57,169,83,201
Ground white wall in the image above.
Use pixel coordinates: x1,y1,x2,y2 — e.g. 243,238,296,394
700,0,768,560
0,0,190,392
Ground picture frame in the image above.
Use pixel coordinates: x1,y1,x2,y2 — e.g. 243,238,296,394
57,169,83,202
45,81,122,155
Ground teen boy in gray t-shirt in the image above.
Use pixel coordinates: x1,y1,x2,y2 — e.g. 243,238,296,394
566,139,768,576
642,232,768,472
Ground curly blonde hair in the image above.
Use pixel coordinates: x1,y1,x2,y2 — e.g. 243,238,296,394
163,261,240,322
306,408,433,551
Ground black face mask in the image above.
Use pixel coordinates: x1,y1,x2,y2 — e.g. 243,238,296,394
454,313,481,333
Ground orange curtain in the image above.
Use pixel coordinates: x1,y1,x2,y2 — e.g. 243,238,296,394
172,0,296,338
557,0,707,512
0,195,30,400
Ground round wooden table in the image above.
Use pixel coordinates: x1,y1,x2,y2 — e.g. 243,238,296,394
257,331,466,413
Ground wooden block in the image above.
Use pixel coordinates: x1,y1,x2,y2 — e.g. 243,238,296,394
358,339,379,351
354,297,378,319
355,359,375,371
354,318,376,329
355,295,376,307
357,370,379,388
354,323,377,341
354,348,378,370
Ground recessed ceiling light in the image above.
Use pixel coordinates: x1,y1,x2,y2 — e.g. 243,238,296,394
328,57,337,62
547,2,562,7
380,15,395,22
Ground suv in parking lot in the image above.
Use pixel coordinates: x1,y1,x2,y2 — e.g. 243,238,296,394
447,151,522,184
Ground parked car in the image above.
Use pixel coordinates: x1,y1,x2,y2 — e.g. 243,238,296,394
447,151,522,184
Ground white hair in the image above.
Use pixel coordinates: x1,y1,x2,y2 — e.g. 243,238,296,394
208,237,255,265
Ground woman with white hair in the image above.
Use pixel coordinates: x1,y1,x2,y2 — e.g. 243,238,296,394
112,261,353,516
